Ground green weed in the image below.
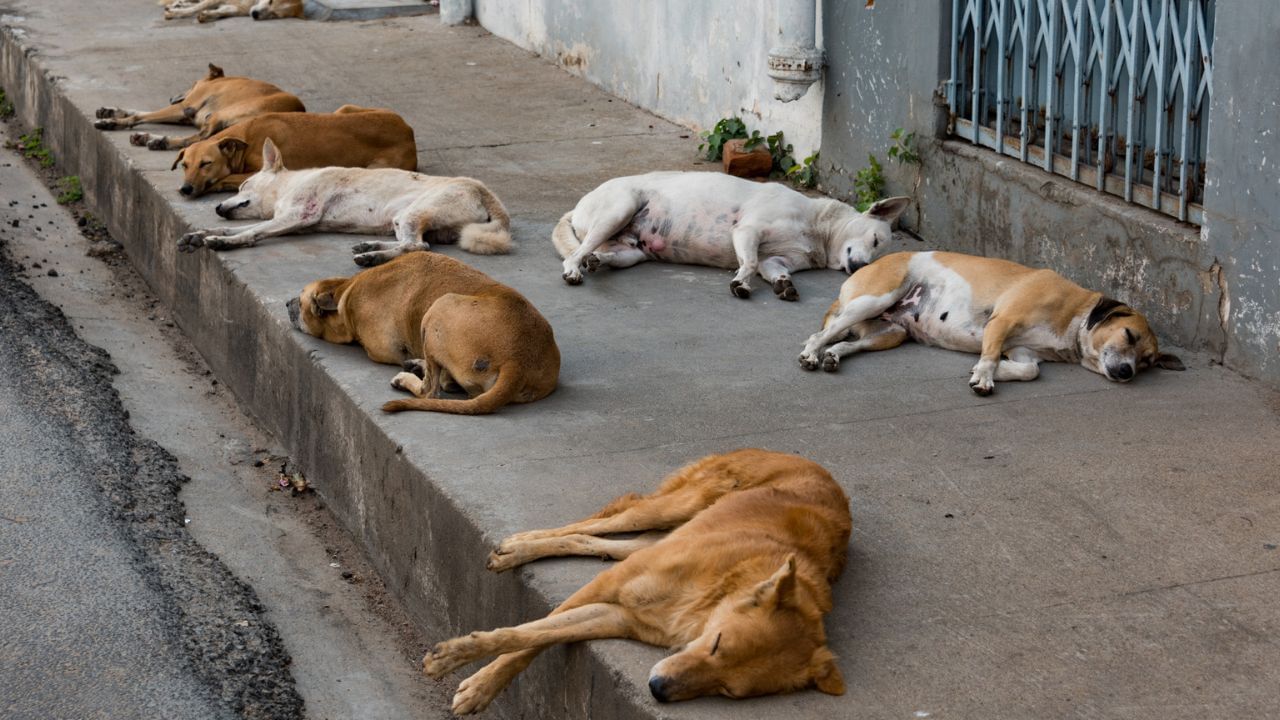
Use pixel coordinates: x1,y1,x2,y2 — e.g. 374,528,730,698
56,175,83,205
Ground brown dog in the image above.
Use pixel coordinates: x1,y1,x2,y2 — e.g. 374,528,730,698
287,252,559,415
93,64,304,151
173,105,417,197
423,449,851,714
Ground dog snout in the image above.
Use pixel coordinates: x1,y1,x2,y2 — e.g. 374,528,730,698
845,260,868,274
250,9,261,19
1108,363,1135,381
179,184,195,197
286,297,301,330
648,675,673,703
215,203,230,218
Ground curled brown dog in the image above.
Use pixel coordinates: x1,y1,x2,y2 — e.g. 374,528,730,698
94,63,304,151
424,449,851,714
288,252,559,415
173,105,417,198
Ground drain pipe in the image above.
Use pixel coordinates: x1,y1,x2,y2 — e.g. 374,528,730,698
767,0,823,102
439,0,473,26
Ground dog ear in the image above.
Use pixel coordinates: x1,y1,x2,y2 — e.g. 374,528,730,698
753,554,797,610
810,647,846,696
261,138,285,173
1153,352,1185,371
207,63,225,79
170,148,186,172
218,138,249,169
1085,296,1133,330
863,196,910,223
314,291,338,314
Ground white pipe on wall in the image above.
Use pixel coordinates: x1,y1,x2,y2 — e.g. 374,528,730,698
767,0,824,102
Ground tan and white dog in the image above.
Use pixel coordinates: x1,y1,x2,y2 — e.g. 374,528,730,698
799,251,1185,394
162,0,303,23
94,64,304,151
425,449,850,714
178,139,512,264
553,171,910,300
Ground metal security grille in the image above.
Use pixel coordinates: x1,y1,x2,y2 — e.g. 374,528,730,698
946,0,1214,224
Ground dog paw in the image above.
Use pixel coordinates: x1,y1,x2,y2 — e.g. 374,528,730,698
969,379,994,396
452,667,507,715
423,636,481,678
146,137,169,151
128,132,150,147
202,236,235,251
95,107,119,119
93,119,119,131
562,269,583,286
773,278,799,301
485,548,520,573
798,352,820,371
177,231,207,253
353,252,386,268
390,371,418,393
584,253,602,273
401,359,426,378
821,352,840,373
729,280,751,299
351,240,383,254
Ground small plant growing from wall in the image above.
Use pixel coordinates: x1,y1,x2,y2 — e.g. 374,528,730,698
15,127,54,168
698,117,749,161
888,127,923,227
0,89,14,120
852,154,885,211
56,176,83,205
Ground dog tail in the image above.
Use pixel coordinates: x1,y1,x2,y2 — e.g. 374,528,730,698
550,211,579,259
458,184,513,255
381,368,520,416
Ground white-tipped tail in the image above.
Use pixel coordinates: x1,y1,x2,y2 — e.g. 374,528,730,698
459,184,513,255
551,211,578,259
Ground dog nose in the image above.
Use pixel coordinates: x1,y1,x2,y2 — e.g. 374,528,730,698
250,9,260,19
648,676,672,703
1111,363,1135,381
214,204,229,218
179,184,194,197
846,260,867,274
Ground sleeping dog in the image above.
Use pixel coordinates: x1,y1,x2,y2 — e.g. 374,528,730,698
94,64,303,151
553,171,910,300
179,139,512,263
425,449,850,713
162,0,302,23
799,251,1185,394
288,252,559,415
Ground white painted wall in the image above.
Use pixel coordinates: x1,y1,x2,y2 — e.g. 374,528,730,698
473,0,824,158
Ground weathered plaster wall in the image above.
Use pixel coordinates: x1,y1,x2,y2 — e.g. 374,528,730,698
473,0,825,158
1199,1,1280,384
819,1,1280,387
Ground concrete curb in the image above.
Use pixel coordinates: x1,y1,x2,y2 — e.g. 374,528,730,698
0,24,655,720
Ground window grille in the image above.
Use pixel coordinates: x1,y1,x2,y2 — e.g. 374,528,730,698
946,0,1214,224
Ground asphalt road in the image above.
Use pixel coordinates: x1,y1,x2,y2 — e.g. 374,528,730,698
0,244,303,719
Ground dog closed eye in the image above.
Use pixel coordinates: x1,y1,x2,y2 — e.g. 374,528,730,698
709,632,722,656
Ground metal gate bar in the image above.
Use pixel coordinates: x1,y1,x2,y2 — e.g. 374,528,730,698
947,0,1213,224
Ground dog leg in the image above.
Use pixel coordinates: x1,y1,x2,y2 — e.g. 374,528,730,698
799,289,905,370
589,246,647,271
818,319,908,372
178,215,313,253
494,489,712,551
993,346,1041,382
425,603,634,678
728,227,762,298
354,210,430,267
968,315,1018,395
759,256,798,301
94,102,188,131
197,4,248,22
129,130,200,150
163,0,221,18
450,651,541,715
561,206,636,285
487,532,664,572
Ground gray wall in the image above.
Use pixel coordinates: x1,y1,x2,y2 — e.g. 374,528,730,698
473,0,825,157
820,0,1277,387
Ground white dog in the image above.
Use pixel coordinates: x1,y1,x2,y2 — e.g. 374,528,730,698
177,139,512,265
553,171,910,300
162,0,302,23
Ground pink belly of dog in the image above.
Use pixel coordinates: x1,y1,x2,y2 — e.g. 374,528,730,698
622,207,740,268
883,285,983,352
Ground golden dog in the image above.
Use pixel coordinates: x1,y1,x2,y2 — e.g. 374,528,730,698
173,105,417,197
93,64,304,151
424,449,851,714
287,252,559,415
799,250,1185,393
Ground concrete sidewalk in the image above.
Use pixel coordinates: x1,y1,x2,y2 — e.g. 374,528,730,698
2,3,1278,719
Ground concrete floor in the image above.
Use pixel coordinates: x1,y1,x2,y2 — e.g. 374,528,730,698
2,2,1279,719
